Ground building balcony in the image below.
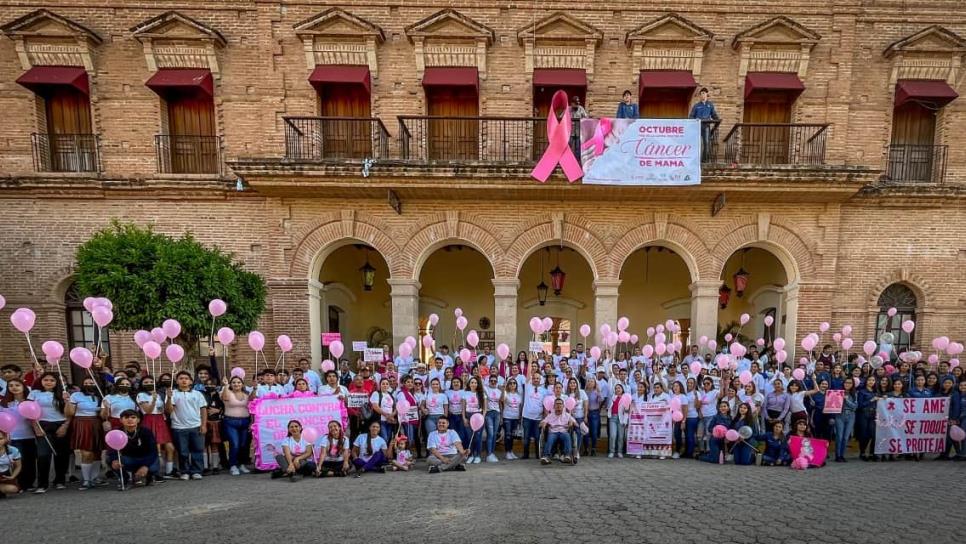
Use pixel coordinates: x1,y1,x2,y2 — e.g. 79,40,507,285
284,117,390,161
723,123,829,166
884,144,948,184
31,133,100,173
155,134,222,175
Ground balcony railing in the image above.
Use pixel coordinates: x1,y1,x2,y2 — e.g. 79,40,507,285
284,117,390,160
885,144,947,184
31,133,100,173
723,123,829,166
155,134,222,174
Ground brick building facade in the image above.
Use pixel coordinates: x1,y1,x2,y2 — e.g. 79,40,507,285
0,1,964,374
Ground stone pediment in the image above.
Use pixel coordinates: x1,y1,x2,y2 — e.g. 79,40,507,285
625,13,712,46
406,9,494,45
294,8,384,42
884,25,966,58
1,9,102,44
732,16,820,49
2,9,102,70
131,11,226,47
517,12,602,44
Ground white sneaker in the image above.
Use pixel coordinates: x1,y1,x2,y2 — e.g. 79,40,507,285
191,473,203,480
659,456,667,460
179,474,189,481
230,466,240,476
672,452,680,459
505,453,514,460
238,465,251,474
486,454,499,463
635,455,642,460
474,456,482,464
617,453,624,458
608,453,614,458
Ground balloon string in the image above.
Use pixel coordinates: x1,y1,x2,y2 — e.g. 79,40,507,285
87,368,105,398
23,333,39,366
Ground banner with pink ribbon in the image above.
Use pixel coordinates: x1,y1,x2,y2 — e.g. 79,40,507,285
530,90,583,183
580,118,702,186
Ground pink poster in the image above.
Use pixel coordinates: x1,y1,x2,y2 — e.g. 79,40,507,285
824,390,844,414
788,435,828,467
322,332,341,347
250,394,348,470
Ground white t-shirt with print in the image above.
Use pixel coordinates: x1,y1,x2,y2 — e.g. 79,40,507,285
169,389,207,429
353,434,387,460
427,429,462,456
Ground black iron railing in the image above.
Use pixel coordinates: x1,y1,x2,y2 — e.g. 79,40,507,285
155,134,222,174
886,144,947,184
723,123,829,165
284,117,390,160
699,120,720,164
31,133,100,172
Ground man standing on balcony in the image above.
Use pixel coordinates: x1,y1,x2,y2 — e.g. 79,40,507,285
616,90,639,119
689,88,720,161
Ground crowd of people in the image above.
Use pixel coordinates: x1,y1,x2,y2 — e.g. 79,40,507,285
1,339,964,496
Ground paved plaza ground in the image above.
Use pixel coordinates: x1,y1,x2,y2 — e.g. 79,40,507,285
3,457,963,544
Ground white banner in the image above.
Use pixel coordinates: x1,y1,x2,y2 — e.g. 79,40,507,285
352,341,368,352
874,397,950,455
363,348,383,363
528,341,544,353
580,118,701,185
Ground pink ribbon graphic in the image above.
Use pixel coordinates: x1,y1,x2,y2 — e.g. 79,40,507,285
581,118,612,157
531,90,583,183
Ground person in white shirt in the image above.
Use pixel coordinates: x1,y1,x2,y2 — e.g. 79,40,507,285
271,420,315,480
683,346,702,366
520,372,546,460
352,421,388,475
436,346,454,369
426,417,467,473
482,374,503,463
697,376,722,454
165,371,208,480
428,358,446,385
255,370,286,398
394,353,414,377
318,371,349,403
297,358,322,393
315,420,351,477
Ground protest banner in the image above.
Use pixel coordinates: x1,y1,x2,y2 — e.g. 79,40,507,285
352,341,367,352
321,332,341,347
364,347,383,362
580,118,702,185
627,401,672,458
875,397,949,455
824,390,844,414
250,394,348,470
529,341,544,353
789,436,828,467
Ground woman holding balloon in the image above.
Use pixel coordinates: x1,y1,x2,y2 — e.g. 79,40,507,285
220,374,252,476
67,376,105,489
607,384,630,458
462,377,485,463
137,376,176,478
27,372,70,492
1,379,38,491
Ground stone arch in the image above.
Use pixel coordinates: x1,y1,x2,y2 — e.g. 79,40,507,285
49,266,76,305
290,220,399,280
504,222,606,279
866,269,931,310
609,222,709,281
710,222,815,283
403,220,503,280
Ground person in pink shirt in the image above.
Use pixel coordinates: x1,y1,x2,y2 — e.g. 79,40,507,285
539,398,577,464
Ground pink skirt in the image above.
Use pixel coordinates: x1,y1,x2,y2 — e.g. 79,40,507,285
70,416,104,452
142,413,172,444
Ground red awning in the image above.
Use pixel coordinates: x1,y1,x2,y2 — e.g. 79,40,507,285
422,67,478,90
16,66,89,95
145,68,214,97
639,70,697,97
309,65,371,94
532,68,587,87
744,72,805,99
895,79,958,108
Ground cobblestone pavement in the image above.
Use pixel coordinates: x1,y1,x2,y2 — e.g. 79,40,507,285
4,458,963,544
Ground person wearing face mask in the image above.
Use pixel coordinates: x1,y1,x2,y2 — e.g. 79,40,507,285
67,377,106,490
101,378,137,431
201,379,225,474
137,376,177,479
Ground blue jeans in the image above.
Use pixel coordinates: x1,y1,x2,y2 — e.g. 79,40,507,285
699,415,715,451
115,454,161,477
484,411,501,456
172,427,204,475
673,420,685,455
424,415,441,439
222,416,250,467
448,414,466,445
833,411,855,459
685,417,699,458
572,417,584,454
586,409,601,452
401,422,418,446
521,417,541,459
543,431,572,457
503,418,519,453
466,422,483,456
608,417,626,455
379,421,397,443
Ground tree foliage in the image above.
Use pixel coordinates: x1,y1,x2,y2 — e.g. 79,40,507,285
74,221,266,349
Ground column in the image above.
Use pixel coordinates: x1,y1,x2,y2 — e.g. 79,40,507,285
783,282,800,360
388,278,420,351
689,280,720,347
492,278,520,353
308,279,323,367
593,278,621,347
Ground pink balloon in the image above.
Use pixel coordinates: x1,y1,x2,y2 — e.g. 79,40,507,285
83,297,96,313
301,426,320,444
656,324,665,333
579,324,591,337
927,354,939,365
530,317,543,334
0,295,4,311
799,357,809,366
792,368,805,381
0,412,16,434
165,344,185,364
618,394,632,411
248,331,265,352
70,347,93,368
321,359,335,372
901,320,915,334
630,334,639,344
91,306,113,328
842,325,853,336
542,317,553,331
887,307,897,317
496,343,510,360
669,397,682,411
142,341,162,360
590,346,602,360
948,343,964,356
208,299,227,317
724,333,733,342
422,334,434,349
607,331,618,346
801,336,816,352
763,316,774,327
398,343,412,358
725,429,740,442
469,413,484,432
936,337,951,351
712,425,728,439
454,308,463,318
105,429,128,451
600,324,612,337
665,319,677,332
776,350,787,363
689,361,702,375
884,364,896,374
739,313,750,326
543,396,555,412
707,340,717,352
329,340,345,359
773,338,785,351
819,322,830,332
17,400,41,420
428,313,439,326
950,359,960,369
655,343,666,356
730,343,745,358
93,297,112,311
277,335,293,353
618,331,630,343
162,319,181,339
841,338,854,351
151,327,167,344
217,327,235,345
133,330,151,348
396,398,411,417
41,340,64,360
405,336,417,349
466,330,479,348
755,338,765,347
950,425,966,442
671,410,684,422
564,397,577,412
456,316,468,331
10,308,36,333
833,333,842,343
698,335,708,346
459,348,472,364
738,371,753,385
642,345,654,358
654,332,666,345
230,367,246,379
646,327,655,338
617,317,630,331
863,341,877,357
716,355,730,370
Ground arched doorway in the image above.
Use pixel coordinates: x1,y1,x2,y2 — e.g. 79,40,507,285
618,245,694,346
875,283,918,352
516,246,594,355
65,281,111,384
317,244,391,361
717,247,790,345
417,245,495,361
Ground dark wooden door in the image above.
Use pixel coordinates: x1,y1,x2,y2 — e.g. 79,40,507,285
743,92,792,163
532,85,585,160
890,103,937,181
167,91,217,173
319,83,372,158
45,87,93,171
426,86,478,160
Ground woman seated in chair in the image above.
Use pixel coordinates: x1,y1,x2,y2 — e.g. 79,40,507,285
539,398,577,465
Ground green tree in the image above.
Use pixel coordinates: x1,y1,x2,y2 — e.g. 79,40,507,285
74,221,266,357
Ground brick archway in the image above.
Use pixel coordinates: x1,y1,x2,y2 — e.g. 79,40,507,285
290,220,399,280
504,222,606,279
403,220,503,280
710,222,816,283
608,222,709,281
866,268,931,310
